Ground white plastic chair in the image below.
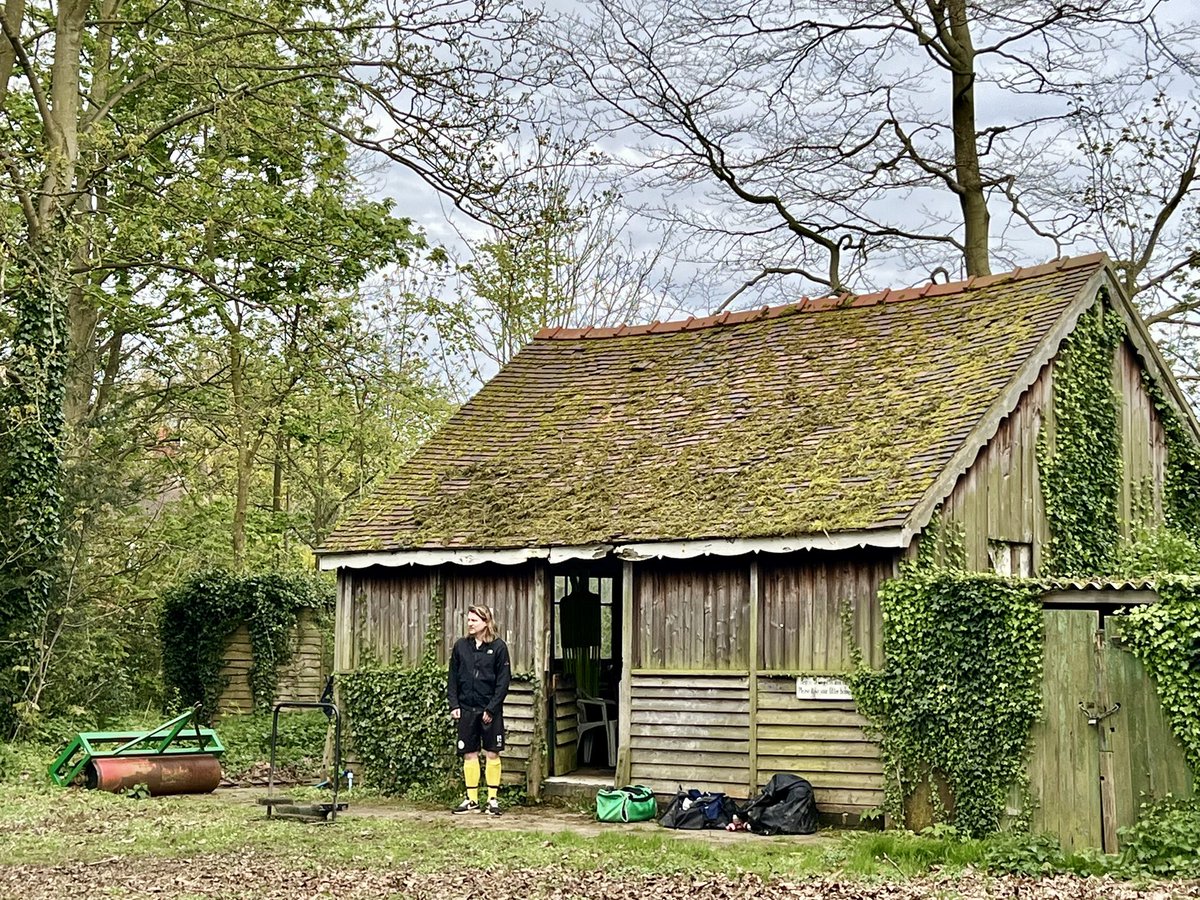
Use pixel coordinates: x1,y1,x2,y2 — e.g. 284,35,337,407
576,694,617,767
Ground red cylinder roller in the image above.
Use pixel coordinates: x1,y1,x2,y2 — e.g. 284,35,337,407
86,755,222,796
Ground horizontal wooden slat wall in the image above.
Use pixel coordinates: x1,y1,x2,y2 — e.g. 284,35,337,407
500,680,537,783
755,676,884,814
1114,340,1167,536
443,563,536,672
760,552,894,671
336,566,438,671
218,610,329,715
628,673,751,796
552,678,578,775
635,561,750,669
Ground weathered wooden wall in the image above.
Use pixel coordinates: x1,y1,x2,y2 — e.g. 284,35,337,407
1113,340,1167,534
941,335,1169,573
334,566,438,671
334,563,538,673
552,676,578,775
217,609,329,715
628,673,751,794
1030,609,1192,852
941,363,1051,572
333,563,541,786
498,680,537,784
760,552,892,671
442,563,537,672
635,560,749,669
623,672,884,814
755,677,884,813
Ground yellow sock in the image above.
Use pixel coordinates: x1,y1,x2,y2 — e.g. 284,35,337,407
485,757,502,802
464,757,480,803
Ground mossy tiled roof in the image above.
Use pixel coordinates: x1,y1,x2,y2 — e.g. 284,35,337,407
322,255,1108,552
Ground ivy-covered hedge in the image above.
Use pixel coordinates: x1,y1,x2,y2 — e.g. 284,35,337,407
160,570,333,722
850,568,1044,837
1119,576,1200,774
340,625,458,797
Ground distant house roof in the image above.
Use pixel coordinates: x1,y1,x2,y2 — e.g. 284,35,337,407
319,254,1176,564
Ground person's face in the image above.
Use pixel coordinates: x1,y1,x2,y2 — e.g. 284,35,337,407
466,610,485,637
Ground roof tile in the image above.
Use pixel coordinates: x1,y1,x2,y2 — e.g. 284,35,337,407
322,256,1110,552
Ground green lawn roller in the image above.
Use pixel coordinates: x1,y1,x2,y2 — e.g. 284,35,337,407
48,704,225,796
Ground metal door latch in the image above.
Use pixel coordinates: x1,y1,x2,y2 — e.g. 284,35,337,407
1078,701,1120,726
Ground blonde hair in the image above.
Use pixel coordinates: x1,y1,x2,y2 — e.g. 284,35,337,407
467,604,497,643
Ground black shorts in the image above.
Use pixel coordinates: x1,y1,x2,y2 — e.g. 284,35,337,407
456,707,505,755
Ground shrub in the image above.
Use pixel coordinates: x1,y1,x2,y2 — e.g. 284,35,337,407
341,623,457,799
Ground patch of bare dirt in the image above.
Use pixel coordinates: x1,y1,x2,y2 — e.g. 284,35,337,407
2,853,1197,899
213,787,824,842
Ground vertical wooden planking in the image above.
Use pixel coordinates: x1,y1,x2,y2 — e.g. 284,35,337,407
748,560,760,797
1030,609,1102,852
527,562,549,797
715,572,729,668
811,562,829,672
795,564,811,671
936,364,1054,569
761,567,778,670
618,561,634,786
664,571,681,669
1101,619,1194,846
724,571,744,672
650,567,664,668
334,572,351,673
986,425,1004,542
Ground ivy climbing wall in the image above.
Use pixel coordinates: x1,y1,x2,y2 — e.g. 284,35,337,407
217,609,329,715
940,294,1169,576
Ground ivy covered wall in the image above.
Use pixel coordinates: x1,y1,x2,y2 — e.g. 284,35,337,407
1038,295,1126,576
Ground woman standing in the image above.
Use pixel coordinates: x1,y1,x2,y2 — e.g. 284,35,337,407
447,604,511,816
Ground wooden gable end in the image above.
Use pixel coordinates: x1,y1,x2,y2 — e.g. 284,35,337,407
937,291,1172,574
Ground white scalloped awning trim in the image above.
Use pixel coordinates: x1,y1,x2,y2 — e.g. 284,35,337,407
316,529,908,570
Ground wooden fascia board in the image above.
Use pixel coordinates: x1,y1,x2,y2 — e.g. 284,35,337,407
1104,273,1200,447
903,266,1111,540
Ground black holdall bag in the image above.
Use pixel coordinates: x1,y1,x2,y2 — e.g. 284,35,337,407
742,773,819,835
659,788,739,830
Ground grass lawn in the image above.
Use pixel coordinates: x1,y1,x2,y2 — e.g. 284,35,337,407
4,734,1198,898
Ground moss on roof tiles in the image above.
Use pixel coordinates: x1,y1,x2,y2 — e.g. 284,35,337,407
323,261,1103,552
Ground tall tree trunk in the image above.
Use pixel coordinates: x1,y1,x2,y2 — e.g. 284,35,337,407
946,0,990,277
229,328,250,572
64,1,119,432
0,0,90,737
0,247,70,737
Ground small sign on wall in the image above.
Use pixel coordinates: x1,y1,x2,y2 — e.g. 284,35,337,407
795,676,853,701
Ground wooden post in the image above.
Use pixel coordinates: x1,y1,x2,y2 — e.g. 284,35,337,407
527,562,550,799
334,570,352,674
617,560,634,787
748,559,760,799
1096,624,1118,853
434,566,447,664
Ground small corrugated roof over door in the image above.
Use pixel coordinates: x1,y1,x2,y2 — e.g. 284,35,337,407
319,254,1172,564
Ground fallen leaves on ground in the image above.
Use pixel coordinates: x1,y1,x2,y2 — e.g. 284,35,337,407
1,853,1197,900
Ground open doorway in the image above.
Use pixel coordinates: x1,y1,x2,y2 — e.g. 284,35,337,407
549,571,621,775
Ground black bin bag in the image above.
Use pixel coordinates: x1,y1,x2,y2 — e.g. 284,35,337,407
741,773,819,835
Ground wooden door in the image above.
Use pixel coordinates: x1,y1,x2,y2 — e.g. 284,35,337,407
1030,609,1193,852
1029,609,1102,852
1098,618,1193,849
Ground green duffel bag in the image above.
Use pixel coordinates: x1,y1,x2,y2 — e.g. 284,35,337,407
596,785,658,823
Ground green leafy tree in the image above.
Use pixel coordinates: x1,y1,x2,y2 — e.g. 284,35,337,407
0,0,541,735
